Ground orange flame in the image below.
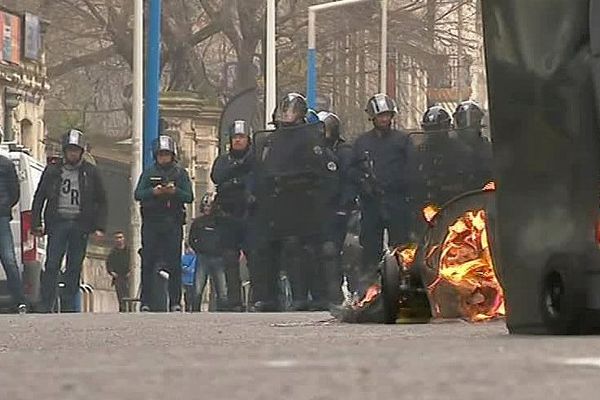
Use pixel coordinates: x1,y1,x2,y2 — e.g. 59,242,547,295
395,245,417,268
483,181,495,191
354,284,382,309
428,209,505,322
423,204,441,223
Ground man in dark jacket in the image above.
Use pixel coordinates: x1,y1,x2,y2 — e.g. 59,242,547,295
210,120,254,311
188,192,228,311
350,94,411,295
0,151,27,313
134,135,193,312
32,129,107,312
106,231,130,312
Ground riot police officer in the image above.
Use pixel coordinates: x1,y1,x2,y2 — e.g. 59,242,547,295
421,105,452,134
452,100,493,188
417,105,460,203
32,129,107,312
405,105,460,239
252,93,334,311
317,111,354,305
210,120,254,311
135,135,194,312
350,94,411,295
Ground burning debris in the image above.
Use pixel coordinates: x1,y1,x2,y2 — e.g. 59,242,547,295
423,204,441,224
334,189,505,324
426,209,505,322
396,245,417,268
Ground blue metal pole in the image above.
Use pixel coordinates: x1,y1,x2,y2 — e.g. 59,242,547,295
144,0,161,169
306,48,317,109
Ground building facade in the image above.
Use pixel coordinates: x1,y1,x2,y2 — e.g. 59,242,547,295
0,6,48,161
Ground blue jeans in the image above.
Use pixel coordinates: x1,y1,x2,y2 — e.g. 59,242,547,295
196,255,228,310
40,219,88,312
0,216,26,305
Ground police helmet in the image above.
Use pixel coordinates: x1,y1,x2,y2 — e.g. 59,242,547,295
317,111,342,143
152,135,177,158
274,93,308,125
365,93,398,118
421,105,452,132
229,120,252,139
453,100,484,130
61,129,86,151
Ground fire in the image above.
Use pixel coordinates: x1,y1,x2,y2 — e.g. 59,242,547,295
483,181,496,191
428,209,505,321
395,245,417,268
354,284,381,309
423,204,441,223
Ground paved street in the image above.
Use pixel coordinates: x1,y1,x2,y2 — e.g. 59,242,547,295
1,313,599,400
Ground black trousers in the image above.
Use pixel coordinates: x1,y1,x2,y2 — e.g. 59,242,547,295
141,218,183,311
357,198,409,294
219,216,248,308
250,238,282,308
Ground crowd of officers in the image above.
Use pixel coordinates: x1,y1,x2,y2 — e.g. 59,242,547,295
0,91,491,314
134,92,492,313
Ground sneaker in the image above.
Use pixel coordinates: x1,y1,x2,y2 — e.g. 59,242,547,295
140,305,151,312
17,304,27,314
158,270,170,280
170,305,182,312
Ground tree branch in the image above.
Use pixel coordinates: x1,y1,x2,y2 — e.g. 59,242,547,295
48,45,117,79
81,0,108,27
189,22,222,46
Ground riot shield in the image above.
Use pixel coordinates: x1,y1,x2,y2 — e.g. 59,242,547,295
253,123,331,239
405,130,484,241
482,0,600,334
218,87,260,153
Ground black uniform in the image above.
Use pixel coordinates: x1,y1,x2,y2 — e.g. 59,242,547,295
350,127,411,283
405,130,493,240
455,130,493,190
134,161,193,311
210,148,254,310
319,140,354,304
251,123,335,311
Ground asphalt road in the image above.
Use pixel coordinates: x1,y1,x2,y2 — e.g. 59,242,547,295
1,312,599,400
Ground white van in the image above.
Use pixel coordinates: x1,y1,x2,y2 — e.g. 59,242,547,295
0,144,46,308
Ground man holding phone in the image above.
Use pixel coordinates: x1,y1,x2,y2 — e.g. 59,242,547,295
135,135,194,312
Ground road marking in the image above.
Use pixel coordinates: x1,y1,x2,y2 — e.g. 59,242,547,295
560,358,600,368
264,360,299,368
